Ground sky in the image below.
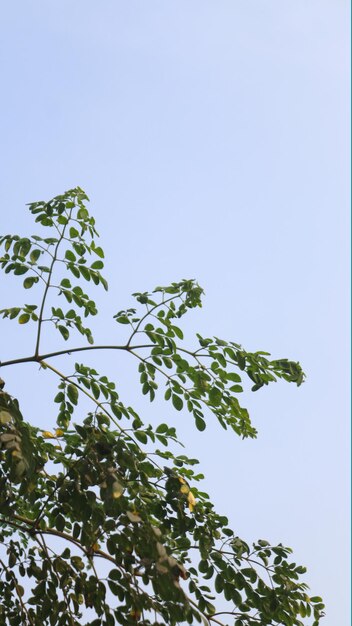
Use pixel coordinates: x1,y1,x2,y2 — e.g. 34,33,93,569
0,1,350,624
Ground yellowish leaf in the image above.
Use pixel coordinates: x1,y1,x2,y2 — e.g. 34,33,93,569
112,480,124,499
127,511,141,523
187,491,196,512
0,410,12,424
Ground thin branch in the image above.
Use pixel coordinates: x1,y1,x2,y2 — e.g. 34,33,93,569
34,217,69,357
208,612,264,624
126,294,180,347
186,596,222,626
35,533,76,626
29,238,55,259
40,359,137,444
2,512,126,575
0,516,31,534
0,343,210,369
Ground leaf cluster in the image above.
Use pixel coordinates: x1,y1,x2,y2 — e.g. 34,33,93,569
0,190,323,626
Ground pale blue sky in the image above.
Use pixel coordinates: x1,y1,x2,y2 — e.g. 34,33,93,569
0,2,350,625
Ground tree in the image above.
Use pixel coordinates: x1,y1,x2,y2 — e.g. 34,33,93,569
0,188,324,626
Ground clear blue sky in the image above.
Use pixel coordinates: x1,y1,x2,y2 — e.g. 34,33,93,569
1,2,350,624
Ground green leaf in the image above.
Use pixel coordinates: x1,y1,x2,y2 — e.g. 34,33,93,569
65,250,76,262
156,423,169,434
93,246,104,258
55,514,65,532
195,416,206,431
72,523,80,539
242,567,257,582
198,560,209,573
6,308,20,319
115,316,130,324
58,325,69,340
111,405,122,419
135,431,148,444
226,372,242,383
61,548,70,559
80,266,91,281
214,573,224,593
23,276,39,289
67,384,79,405
108,580,122,597
172,326,184,340
18,313,30,324
109,569,121,581
14,264,29,275
209,387,222,406
91,381,100,399
172,394,183,411
29,249,41,263
100,275,108,291
257,539,270,547
91,260,104,270
69,265,80,278
229,384,243,393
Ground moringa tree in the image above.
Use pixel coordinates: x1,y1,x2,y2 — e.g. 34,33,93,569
0,188,324,626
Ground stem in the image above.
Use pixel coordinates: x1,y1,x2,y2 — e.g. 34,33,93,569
34,220,69,357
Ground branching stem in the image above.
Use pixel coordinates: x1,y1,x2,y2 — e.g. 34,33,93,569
0,557,35,625
34,218,69,357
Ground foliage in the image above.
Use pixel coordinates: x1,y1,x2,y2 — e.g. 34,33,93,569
0,188,324,626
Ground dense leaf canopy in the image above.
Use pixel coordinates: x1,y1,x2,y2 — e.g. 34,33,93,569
0,189,324,626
